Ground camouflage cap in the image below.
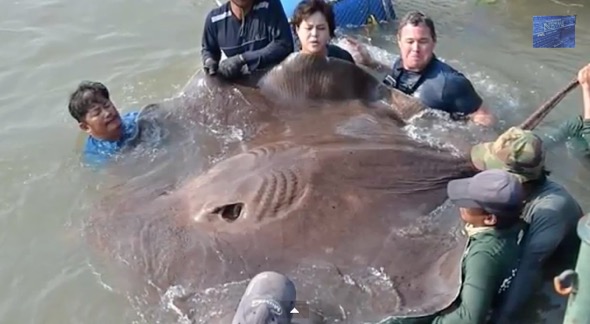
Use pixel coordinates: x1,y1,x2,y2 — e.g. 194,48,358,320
470,126,545,182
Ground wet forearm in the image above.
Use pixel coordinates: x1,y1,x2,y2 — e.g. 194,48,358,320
579,85,590,154
539,116,583,146
202,48,220,64
201,19,221,63
241,38,293,71
367,59,392,75
582,84,590,121
538,115,590,155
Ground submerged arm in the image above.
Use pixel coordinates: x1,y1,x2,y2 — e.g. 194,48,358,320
441,75,495,126
537,116,590,154
537,80,590,154
367,59,393,75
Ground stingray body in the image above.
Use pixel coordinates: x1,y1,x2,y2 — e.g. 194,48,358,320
85,54,478,323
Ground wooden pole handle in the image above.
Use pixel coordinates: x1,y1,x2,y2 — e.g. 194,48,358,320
519,78,580,131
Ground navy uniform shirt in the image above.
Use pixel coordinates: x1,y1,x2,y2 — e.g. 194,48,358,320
384,56,483,118
201,0,294,72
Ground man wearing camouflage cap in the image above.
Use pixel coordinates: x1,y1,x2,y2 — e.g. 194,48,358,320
475,129,582,323
472,65,590,323
486,63,590,323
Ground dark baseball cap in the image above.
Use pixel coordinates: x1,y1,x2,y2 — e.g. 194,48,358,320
447,169,524,217
231,271,296,324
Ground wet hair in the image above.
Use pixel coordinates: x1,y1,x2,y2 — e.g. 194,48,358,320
68,81,111,122
396,10,437,42
290,0,336,38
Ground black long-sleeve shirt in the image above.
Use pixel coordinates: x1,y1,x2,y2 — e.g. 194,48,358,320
201,0,294,72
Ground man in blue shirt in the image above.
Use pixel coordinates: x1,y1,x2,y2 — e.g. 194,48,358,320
345,11,496,126
68,81,140,167
201,0,294,80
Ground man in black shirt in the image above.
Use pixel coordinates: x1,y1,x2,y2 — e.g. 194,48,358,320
201,0,295,80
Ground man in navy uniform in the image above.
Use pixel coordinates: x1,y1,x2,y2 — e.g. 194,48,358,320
201,0,294,80
346,11,496,126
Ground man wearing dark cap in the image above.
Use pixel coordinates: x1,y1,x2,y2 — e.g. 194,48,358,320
419,169,526,324
231,271,297,324
470,126,584,323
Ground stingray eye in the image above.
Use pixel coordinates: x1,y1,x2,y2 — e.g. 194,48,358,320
211,203,244,222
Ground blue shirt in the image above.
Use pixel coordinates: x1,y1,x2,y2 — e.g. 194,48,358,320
201,0,294,72
384,56,483,118
83,111,140,166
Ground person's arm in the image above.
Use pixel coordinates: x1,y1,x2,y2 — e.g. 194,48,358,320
241,0,294,71
201,12,221,64
431,252,500,324
537,85,590,154
366,59,393,75
441,75,496,126
490,207,569,323
578,81,590,153
341,37,392,74
537,116,589,153
469,106,495,126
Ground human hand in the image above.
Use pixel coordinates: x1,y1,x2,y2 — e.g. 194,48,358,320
578,63,590,121
341,36,374,67
204,58,218,75
218,54,245,79
577,63,590,89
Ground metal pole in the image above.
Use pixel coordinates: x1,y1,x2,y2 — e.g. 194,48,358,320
554,215,590,324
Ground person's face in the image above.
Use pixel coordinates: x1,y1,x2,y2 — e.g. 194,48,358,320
296,12,331,55
459,207,497,227
79,100,122,141
397,23,435,71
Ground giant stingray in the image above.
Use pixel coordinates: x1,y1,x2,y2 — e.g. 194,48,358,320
84,54,493,323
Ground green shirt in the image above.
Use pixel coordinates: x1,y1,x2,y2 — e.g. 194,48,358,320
379,223,526,324
428,223,526,324
539,115,590,156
